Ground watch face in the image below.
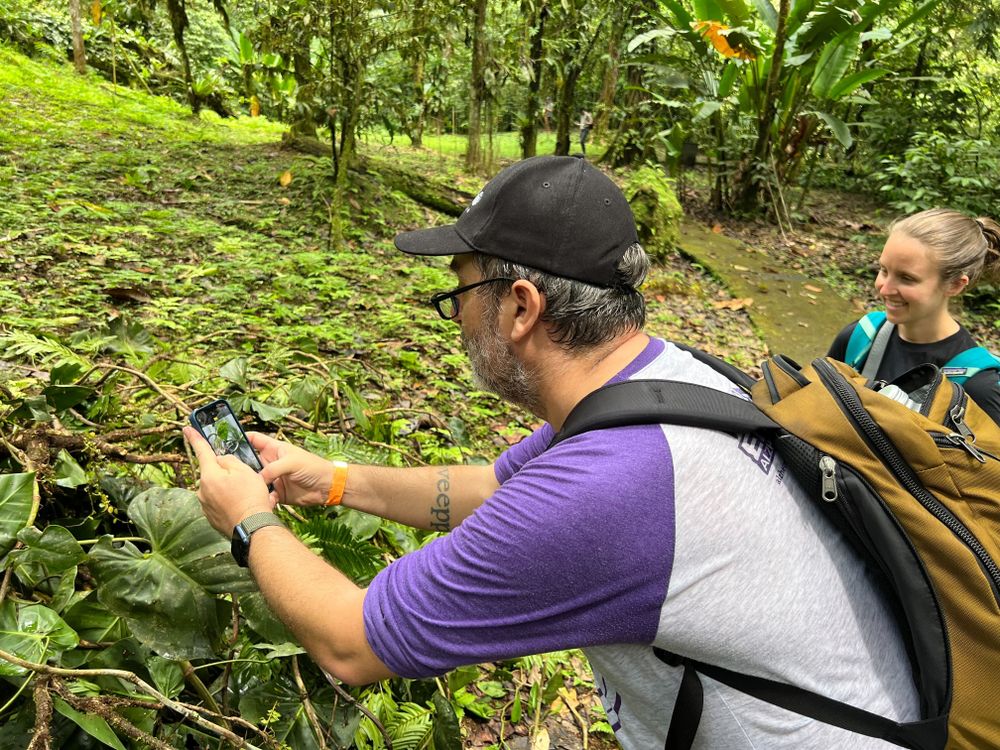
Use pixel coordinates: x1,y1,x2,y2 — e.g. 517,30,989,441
231,525,251,567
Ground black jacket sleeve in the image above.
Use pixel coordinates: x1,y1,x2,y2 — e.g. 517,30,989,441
964,370,1000,427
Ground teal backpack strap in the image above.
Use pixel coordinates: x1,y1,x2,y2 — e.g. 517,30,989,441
941,347,1000,385
844,311,887,370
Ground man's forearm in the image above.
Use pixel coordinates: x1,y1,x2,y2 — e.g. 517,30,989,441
342,463,499,531
248,525,393,685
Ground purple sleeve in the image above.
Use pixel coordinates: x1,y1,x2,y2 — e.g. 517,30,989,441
363,424,675,678
494,423,555,483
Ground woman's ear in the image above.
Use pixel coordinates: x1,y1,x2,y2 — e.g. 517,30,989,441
506,279,544,343
946,273,970,298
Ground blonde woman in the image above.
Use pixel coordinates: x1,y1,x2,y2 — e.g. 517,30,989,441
827,208,1000,423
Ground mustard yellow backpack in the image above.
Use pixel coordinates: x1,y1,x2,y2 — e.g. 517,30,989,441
554,349,1000,750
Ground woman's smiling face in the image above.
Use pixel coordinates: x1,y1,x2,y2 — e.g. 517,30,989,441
874,231,965,334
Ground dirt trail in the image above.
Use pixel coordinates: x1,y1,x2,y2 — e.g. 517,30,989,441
678,220,860,365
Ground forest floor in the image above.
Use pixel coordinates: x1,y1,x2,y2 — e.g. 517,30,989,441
3,43,999,750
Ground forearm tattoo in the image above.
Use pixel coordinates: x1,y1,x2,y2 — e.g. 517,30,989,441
429,467,451,531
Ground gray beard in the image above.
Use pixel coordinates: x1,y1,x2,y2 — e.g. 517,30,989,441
463,322,542,416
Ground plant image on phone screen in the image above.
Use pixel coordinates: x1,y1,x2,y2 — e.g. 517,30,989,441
191,400,264,472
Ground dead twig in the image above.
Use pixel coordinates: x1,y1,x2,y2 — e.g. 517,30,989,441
293,655,329,750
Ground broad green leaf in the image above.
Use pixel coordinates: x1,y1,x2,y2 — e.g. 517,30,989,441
241,591,296,644
54,450,87,488
431,691,462,750
246,399,292,422
827,67,889,99
220,357,249,390
894,0,943,34
716,0,750,25
241,677,330,749
147,656,185,699
43,384,94,410
751,0,778,31
0,601,79,676
253,641,306,659
89,488,255,660
693,0,725,22
336,508,381,541
718,61,739,98
49,362,84,385
63,595,130,644
54,698,127,750
0,473,36,558
814,110,853,148
809,30,860,99
11,526,86,589
627,28,679,53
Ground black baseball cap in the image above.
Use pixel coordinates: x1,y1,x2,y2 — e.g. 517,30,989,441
394,156,639,287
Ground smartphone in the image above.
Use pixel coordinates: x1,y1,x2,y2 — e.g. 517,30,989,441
189,399,265,473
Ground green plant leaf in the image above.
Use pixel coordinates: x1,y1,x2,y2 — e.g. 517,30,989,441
826,67,889,99
220,357,249,390
241,677,330,749
752,0,778,31
0,601,79,676
43,384,94,411
0,473,36,558
63,594,130,643
813,110,853,148
431,691,462,750
147,656,185,699
241,591,296,644
54,450,88,488
809,30,860,99
89,488,256,660
54,697,127,750
11,525,86,589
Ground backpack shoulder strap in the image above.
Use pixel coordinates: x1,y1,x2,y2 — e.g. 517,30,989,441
942,346,1000,384
845,311,888,370
550,379,778,448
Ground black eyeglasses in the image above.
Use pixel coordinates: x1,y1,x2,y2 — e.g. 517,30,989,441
430,277,515,320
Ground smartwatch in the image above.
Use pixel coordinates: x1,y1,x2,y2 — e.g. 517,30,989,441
231,511,283,567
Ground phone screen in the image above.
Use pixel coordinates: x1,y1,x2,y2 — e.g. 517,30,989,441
191,400,265,472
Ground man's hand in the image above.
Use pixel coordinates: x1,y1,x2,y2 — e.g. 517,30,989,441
184,426,273,535
250,432,336,507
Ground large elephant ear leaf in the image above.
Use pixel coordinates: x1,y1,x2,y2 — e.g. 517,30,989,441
0,473,37,558
89,488,256,660
0,601,79,677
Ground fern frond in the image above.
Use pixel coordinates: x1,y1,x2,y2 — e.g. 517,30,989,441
0,330,93,369
292,517,381,583
389,703,433,750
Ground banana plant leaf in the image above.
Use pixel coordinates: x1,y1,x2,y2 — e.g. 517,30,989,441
89,488,256,660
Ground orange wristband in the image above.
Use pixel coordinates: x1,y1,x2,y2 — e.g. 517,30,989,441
326,461,349,506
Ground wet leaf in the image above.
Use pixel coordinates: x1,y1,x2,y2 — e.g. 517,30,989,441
0,473,36,558
0,600,79,676
279,170,293,187
89,488,256,659
54,698,127,750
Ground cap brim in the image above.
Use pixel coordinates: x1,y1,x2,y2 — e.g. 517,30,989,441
394,223,475,257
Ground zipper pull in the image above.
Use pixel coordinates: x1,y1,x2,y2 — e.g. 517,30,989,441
945,433,987,463
819,455,838,502
949,404,976,442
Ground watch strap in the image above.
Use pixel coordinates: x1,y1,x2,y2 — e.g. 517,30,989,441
239,511,283,535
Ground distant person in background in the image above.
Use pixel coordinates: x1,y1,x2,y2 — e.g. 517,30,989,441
578,109,593,155
827,208,1000,424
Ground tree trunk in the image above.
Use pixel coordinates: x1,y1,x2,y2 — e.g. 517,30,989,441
466,0,488,171
735,0,789,211
519,1,548,159
408,0,430,148
165,0,199,114
69,0,86,74
594,4,627,136
290,47,317,137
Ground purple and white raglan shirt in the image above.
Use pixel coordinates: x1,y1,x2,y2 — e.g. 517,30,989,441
363,338,918,749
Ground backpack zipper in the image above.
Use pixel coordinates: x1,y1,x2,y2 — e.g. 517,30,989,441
813,358,1000,604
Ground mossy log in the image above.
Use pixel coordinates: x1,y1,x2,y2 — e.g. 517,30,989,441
281,134,473,217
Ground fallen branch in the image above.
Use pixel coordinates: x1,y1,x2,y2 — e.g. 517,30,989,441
0,649,274,750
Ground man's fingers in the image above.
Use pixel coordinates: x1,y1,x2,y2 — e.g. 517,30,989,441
184,426,218,465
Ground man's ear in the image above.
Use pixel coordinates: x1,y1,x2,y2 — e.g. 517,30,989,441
506,279,544,343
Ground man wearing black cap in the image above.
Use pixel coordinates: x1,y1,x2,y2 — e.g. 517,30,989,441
187,156,916,749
